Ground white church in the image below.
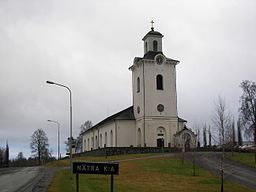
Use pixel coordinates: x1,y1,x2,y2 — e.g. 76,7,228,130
82,25,196,152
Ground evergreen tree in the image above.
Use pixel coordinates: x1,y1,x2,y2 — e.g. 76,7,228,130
237,118,243,146
203,124,207,147
208,126,212,147
4,141,9,167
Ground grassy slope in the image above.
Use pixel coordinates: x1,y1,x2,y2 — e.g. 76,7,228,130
227,152,256,168
48,154,256,192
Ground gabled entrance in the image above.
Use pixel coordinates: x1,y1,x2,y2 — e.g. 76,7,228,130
157,138,164,148
157,127,166,148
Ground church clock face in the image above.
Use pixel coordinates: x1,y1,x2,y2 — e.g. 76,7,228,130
155,55,164,65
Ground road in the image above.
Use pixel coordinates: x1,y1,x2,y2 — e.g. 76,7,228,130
184,152,256,189
0,166,44,192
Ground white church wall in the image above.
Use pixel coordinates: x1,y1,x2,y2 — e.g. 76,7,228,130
135,119,144,147
132,60,177,119
116,120,136,147
82,120,136,151
168,120,179,147
98,122,116,148
143,61,177,118
82,130,94,151
178,121,185,132
144,118,178,147
132,62,144,120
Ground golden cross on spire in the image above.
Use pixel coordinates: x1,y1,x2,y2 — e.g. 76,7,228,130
150,20,154,31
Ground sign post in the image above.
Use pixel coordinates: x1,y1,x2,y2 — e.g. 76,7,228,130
111,175,114,192
73,161,119,192
76,174,79,192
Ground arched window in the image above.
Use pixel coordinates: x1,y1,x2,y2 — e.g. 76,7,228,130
137,77,140,93
105,132,107,147
83,140,86,152
137,128,142,147
87,138,90,151
184,133,192,151
145,42,148,53
95,136,98,149
157,127,166,147
91,137,94,150
153,40,158,52
100,134,102,148
156,75,163,90
110,130,113,147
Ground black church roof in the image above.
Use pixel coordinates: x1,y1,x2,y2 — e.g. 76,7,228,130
142,30,163,40
83,106,135,133
82,105,187,134
131,51,179,63
174,126,196,136
143,51,163,59
178,117,187,122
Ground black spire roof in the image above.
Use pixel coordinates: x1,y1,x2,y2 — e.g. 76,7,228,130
142,29,163,41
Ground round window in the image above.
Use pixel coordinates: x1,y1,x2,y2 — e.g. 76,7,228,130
157,104,164,112
137,106,140,114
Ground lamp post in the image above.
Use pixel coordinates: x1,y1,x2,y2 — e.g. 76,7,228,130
47,120,60,160
46,80,73,192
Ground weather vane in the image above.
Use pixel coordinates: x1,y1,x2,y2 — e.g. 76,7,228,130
150,20,154,31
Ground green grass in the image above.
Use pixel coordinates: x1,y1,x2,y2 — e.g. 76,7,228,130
227,152,256,168
138,157,209,176
48,153,256,192
47,153,160,168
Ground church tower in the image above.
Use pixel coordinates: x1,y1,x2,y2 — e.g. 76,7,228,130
129,23,181,147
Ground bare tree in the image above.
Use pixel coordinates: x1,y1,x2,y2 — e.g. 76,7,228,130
239,80,256,144
75,120,93,153
224,115,233,148
30,129,49,165
17,152,24,159
15,152,27,167
212,96,232,192
213,97,232,146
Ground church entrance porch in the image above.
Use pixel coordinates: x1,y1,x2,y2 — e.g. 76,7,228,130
184,133,191,151
157,138,164,148
156,127,166,147
173,126,197,151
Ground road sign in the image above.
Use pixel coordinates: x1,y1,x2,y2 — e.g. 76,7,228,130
73,161,119,175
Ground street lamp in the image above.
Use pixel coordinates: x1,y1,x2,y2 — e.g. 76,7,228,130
47,120,60,160
46,80,73,192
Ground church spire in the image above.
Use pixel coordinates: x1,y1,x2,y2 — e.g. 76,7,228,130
150,20,154,31
142,22,163,54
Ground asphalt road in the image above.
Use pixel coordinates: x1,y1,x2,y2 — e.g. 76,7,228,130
184,152,256,189
0,166,44,192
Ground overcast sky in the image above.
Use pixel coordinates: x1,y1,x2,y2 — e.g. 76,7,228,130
0,0,255,159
